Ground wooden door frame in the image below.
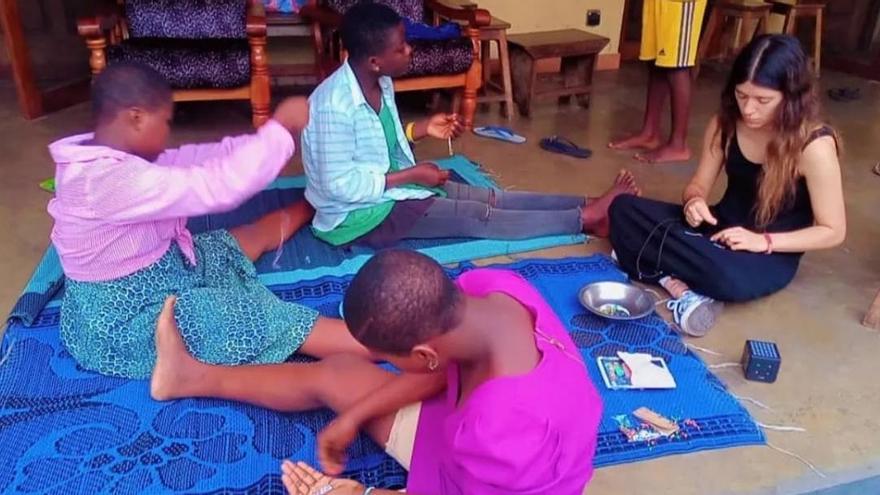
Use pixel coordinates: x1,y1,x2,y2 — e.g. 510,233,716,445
0,0,89,120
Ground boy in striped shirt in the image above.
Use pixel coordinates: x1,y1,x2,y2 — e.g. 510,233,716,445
302,2,639,249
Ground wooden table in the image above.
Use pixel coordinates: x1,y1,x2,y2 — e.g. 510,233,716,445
507,29,609,117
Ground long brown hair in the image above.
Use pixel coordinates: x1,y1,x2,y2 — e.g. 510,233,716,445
717,35,837,228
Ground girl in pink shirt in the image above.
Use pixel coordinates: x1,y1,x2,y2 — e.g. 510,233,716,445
49,62,366,380
150,249,602,494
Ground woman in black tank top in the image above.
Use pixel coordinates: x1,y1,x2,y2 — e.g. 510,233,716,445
608,35,846,337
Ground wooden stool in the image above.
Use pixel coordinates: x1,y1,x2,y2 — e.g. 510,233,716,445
477,16,515,119
768,0,826,73
696,1,772,78
507,29,609,117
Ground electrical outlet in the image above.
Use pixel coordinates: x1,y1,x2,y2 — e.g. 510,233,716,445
586,9,601,27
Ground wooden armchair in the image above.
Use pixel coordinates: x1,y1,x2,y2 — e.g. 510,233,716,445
77,0,271,128
300,0,491,130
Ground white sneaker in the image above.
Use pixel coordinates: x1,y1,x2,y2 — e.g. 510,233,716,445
666,291,723,337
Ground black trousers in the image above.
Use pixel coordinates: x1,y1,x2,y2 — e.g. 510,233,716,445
608,195,801,303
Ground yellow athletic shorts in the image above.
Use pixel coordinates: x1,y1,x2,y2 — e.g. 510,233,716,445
639,0,708,68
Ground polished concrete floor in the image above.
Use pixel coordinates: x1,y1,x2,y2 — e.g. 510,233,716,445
1,64,879,494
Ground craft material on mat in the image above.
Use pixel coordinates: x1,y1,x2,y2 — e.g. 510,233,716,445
0,255,763,494
7,155,585,326
598,353,676,390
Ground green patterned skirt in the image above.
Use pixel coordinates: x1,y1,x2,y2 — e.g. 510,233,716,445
60,230,318,379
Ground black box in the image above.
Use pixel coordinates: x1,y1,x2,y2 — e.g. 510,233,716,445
741,340,781,383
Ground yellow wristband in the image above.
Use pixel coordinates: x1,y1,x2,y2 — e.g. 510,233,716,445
405,122,416,143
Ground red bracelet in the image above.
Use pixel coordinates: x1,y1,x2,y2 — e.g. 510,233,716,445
763,233,773,254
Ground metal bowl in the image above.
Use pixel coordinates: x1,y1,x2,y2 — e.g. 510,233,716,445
578,281,655,321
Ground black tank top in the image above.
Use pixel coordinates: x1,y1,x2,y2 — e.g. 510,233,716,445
713,127,833,232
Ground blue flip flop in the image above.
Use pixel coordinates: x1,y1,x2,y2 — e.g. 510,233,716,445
540,135,592,159
473,125,526,144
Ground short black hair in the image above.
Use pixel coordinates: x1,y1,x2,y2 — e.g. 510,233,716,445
340,1,403,63
92,62,172,123
343,250,463,354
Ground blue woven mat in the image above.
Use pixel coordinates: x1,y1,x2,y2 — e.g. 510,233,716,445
7,155,584,326
0,255,763,494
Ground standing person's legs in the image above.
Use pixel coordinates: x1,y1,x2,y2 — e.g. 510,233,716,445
634,68,693,163
406,171,639,239
608,66,668,151
609,0,668,151
635,0,707,164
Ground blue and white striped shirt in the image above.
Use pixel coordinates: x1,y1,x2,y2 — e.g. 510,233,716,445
302,61,434,233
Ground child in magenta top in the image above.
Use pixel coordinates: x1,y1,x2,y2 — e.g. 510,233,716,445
153,249,602,493
48,62,365,381
260,249,602,494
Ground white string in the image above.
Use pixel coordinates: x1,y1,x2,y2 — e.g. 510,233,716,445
766,441,827,478
686,343,723,356
757,422,807,433
0,340,13,367
271,212,289,269
730,393,774,411
644,288,669,306
708,362,740,369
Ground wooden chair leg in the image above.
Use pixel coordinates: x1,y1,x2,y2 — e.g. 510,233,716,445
758,10,770,37
695,8,721,79
430,91,443,112
863,290,880,330
480,38,491,87
510,47,536,117
497,32,514,119
84,37,107,77
460,23,484,131
784,9,797,35
249,33,271,127
461,56,481,130
76,17,109,78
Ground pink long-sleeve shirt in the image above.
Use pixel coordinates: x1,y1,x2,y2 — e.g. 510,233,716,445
47,120,295,282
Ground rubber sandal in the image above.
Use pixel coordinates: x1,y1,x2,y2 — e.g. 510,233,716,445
539,135,592,159
828,87,861,102
473,125,526,144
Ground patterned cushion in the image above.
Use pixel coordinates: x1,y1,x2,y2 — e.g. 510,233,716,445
325,0,424,22
404,37,473,77
125,0,247,39
107,39,251,89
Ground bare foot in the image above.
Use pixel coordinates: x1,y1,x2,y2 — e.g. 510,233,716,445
608,133,663,151
582,170,641,237
150,296,205,401
634,144,692,163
